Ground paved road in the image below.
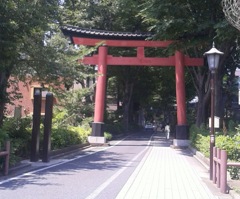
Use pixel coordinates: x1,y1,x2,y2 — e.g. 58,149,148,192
0,132,232,199
0,132,153,199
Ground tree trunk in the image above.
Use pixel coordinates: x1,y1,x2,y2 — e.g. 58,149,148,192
215,43,234,126
122,80,134,132
0,71,10,127
196,93,210,127
215,73,224,123
188,41,234,128
190,66,211,127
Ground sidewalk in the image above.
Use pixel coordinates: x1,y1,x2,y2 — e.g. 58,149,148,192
116,133,233,199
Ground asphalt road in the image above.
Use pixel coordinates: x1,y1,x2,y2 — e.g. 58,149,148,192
0,131,155,199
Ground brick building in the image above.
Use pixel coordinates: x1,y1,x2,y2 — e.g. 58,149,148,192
6,76,57,118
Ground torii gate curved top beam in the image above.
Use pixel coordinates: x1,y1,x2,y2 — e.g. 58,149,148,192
61,25,203,147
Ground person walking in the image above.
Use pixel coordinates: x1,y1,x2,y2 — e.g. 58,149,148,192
165,123,170,139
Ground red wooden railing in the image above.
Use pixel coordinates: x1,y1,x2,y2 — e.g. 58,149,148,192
213,147,240,193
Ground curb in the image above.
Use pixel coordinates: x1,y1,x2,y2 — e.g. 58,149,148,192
0,143,91,179
188,146,210,170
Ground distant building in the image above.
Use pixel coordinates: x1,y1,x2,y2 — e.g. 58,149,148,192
5,76,95,118
6,76,59,117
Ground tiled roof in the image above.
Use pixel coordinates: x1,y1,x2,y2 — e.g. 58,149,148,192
61,25,153,40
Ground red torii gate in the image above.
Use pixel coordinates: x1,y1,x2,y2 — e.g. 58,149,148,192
61,26,203,147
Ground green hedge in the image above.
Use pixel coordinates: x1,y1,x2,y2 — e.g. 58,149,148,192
190,124,240,179
0,117,92,167
51,126,91,150
0,117,32,167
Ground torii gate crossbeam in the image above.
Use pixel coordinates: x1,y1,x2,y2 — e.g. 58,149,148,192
61,26,203,147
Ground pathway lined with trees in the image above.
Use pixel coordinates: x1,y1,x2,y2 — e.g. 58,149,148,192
0,0,239,187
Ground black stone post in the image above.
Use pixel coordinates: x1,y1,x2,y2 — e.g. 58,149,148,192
42,93,54,162
30,89,42,162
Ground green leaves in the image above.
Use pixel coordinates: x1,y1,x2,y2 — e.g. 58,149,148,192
0,0,98,125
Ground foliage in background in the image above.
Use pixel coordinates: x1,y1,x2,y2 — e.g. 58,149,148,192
0,1,97,127
55,88,95,126
139,0,240,127
51,126,91,150
104,132,112,141
48,106,93,150
0,0,60,125
104,123,124,136
0,117,32,167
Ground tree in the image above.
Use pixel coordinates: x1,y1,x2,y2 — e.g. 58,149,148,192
0,1,96,126
139,0,240,126
0,1,60,125
60,0,196,131
61,0,154,130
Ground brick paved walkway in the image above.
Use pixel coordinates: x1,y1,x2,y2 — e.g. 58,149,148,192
116,134,232,199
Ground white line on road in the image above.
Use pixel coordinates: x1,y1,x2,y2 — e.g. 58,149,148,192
85,140,152,199
0,139,125,185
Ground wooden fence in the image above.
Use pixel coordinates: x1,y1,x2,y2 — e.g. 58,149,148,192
213,147,240,193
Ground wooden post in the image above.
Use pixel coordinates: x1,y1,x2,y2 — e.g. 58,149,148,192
213,147,217,184
175,51,186,126
92,45,108,137
30,89,42,162
174,51,189,141
4,141,10,175
217,148,221,188
42,93,54,162
220,150,228,194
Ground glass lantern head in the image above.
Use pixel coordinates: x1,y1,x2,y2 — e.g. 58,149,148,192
204,42,224,71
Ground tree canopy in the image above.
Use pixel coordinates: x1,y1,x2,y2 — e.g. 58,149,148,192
0,0,95,125
1,0,240,130
139,0,240,126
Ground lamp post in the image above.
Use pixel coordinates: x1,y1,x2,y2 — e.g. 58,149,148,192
204,42,224,180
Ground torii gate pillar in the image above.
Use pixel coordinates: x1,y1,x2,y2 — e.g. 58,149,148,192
88,46,107,144
174,51,189,147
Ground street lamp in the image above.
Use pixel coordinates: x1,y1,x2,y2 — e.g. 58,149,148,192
204,42,224,180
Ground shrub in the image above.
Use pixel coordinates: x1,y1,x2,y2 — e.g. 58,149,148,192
51,126,91,150
50,108,92,150
227,120,239,136
0,117,32,167
194,134,210,157
104,131,112,140
104,122,124,135
190,124,209,148
190,124,240,179
68,126,91,144
228,120,237,132
0,114,92,168
0,125,9,149
216,134,240,179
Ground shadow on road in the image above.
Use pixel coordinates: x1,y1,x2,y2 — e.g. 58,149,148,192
0,131,194,191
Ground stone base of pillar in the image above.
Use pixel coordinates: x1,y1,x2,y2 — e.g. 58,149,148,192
172,139,190,148
88,136,106,145
92,122,104,136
